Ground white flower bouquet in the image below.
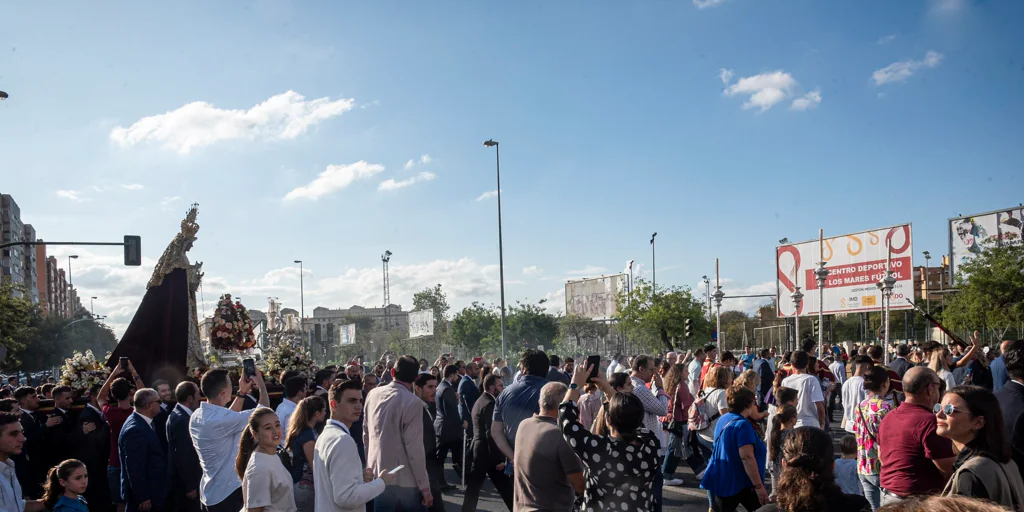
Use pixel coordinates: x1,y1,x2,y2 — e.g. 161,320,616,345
59,350,111,394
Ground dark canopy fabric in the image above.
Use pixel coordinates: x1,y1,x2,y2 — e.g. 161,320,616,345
106,267,190,383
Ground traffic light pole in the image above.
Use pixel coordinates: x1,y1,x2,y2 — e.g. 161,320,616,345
0,237,142,266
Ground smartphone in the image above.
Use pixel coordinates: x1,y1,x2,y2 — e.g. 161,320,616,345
119,357,129,368
388,465,405,475
586,355,601,382
242,358,256,379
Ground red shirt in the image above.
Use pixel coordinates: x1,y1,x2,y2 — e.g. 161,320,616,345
102,404,133,467
878,401,954,496
699,361,717,389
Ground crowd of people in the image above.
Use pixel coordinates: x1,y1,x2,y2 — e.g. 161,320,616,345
0,335,1023,512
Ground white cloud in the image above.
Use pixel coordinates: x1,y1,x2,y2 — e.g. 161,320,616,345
719,68,734,85
567,265,608,276
523,266,543,276
120,184,145,190
790,89,822,111
377,171,437,191
419,154,432,165
403,159,415,170
693,0,727,9
284,161,384,201
931,0,966,14
723,71,811,112
56,190,90,201
877,34,897,45
160,196,181,206
872,51,944,86
110,90,355,154
476,190,499,201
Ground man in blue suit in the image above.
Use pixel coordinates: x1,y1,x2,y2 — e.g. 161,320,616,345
119,388,168,512
166,382,202,512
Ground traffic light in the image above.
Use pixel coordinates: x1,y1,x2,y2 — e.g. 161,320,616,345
684,318,693,338
813,319,820,337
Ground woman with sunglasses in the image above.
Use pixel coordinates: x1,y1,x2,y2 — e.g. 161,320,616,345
935,385,1024,507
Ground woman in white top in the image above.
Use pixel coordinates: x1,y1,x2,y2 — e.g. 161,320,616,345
236,408,297,512
929,346,959,392
697,366,733,456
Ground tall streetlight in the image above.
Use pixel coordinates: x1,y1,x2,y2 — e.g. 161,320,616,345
90,297,97,317
650,232,658,294
878,245,897,364
294,260,305,335
712,260,725,356
702,275,711,322
68,254,79,287
813,229,829,359
791,274,804,354
68,254,79,317
923,250,932,314
484,139,508,359
627,259,634,305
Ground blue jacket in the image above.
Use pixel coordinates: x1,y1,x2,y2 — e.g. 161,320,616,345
166,405,202,495
457,375,481,425
118,412,168,509
52,495,90,512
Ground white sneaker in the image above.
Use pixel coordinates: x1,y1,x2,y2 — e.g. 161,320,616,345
695,469,706,480
664,478,684,486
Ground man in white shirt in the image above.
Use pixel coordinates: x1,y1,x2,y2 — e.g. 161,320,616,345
189,368,269,512
780,351,826,429
687,349,706,396
841,356,873,433
0,413,44,512
315,379,394,512
275,375,307,436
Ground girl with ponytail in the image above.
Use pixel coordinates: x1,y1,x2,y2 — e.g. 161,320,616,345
235,408,297,512
766,427,870,512
766,404,797,499
42,459,89,512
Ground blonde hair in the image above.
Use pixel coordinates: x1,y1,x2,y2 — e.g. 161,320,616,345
704,366,733,391
734,369,759,392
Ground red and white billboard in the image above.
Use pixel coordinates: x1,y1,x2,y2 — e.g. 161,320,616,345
776,224,913,317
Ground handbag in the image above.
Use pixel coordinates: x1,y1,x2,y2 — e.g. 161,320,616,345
667,386,684,436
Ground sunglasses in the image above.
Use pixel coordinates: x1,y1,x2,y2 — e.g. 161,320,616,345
933,403,968,415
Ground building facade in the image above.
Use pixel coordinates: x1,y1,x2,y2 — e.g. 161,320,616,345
21,225,39,304
1,194,28,298
913,256,951,304
303,304,409,346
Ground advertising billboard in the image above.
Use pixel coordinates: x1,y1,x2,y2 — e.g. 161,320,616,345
565,274,626,321
408,310,435,338
776,224,913,317
339,324,356,346
949,206,1024,282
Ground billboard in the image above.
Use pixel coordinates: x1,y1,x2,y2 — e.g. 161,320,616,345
949,206,1024,282
408,310,435,338
776,224,913,317
339,324,356,346
565,274,626,321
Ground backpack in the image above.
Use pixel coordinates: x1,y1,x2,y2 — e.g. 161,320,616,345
688,389,721,432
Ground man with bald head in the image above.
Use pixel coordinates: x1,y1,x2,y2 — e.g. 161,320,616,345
119,388,169,511
877,366,955,506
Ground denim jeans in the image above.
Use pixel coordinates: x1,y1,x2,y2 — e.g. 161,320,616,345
859,474,882,510
880,488,904,508
374,486,426,512
107,465,124,504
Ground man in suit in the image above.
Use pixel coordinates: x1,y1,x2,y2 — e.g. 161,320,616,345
76,383,111,512
414,374,443,512
46,386,76,470
546,355,570,385
119,388,169,512
167,382,202,512
434,365,464,490
313,379,392,512
152,380,174,452
753,348,775,410
996,340,1024,469
13,386,58,498
462,374,512,512
456,362,481,454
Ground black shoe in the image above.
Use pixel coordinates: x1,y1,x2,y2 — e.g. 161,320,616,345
441,484,456,492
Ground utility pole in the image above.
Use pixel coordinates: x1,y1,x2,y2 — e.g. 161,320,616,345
382,250,392,330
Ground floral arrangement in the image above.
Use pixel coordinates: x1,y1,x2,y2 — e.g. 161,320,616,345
209,293,257,352
261,341,317,384
59,350,111,394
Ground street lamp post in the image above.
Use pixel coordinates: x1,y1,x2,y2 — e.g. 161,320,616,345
484,139,508,360
627,259,634,305
814,229,829,359
923,251,932,314
713,260,725,356
702,276,711,322
90,297,97,317
68,255,79,318
294,260,305,337
791,273,804,354
879,246,897,364
650,233,658,294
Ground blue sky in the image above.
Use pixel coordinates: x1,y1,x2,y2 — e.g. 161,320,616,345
2,0,1022,335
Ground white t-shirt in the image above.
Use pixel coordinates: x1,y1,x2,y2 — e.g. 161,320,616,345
939,369,958,392
841,376,866,433
781,373,825,429
242,451,297,512
698,388,728,443
687,360,702,394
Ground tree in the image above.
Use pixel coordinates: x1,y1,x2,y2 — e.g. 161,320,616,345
718,310,752,350
943,245,1024,341
505,300,559,352
450,302,499,354
615,278,711,353
0,284,38,370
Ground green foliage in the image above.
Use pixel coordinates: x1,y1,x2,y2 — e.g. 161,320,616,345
450,302,499,354
450,299,560,356
615,278,711,353
944,245,1024,340
505,300,560,351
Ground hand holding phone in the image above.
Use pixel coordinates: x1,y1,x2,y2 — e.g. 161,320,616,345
242,358,256,380
388,465,405,475
586,355,601,382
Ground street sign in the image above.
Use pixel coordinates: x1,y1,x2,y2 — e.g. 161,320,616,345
711,331,718,341
123,235,142,266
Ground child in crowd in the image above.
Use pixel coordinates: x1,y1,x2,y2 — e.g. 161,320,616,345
42,459,90,512
767,404,798,498
834,435,863,496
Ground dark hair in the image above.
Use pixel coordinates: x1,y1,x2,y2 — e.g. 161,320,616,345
945,386,1010,463
549,354,561,367
200,369,231,399
315,368,336,386
867,345,883,361
42,459,86,509
777,427,840,512
726,386,756,414
0,411,19,430
854,355,874,368
0,399,16,413
1005,340,1024,382
284,376,308,399
414,373,437,388
631,354,653,373
791,351,810,371
0,388,10,400
720,351,737,365
175,381,199,404
111,377,134,401
863,365,891,393
395,355,420,383
286,395,326,449
152,379,170,391
782,351,792,363
839,434,857,456
41,383,55,396
329,379,363,403
605,392,644,443
482,374,501,394
777,386,798,405
704,343,717,353
520,349,549,377
51,385,72,399
235,408,278,480
280,370,301,384
443,364,460,379
769,404,798,462
801,339,817,353
610,372,632,390
760,348,771,358
564,357,574,364
13,386,36,402
897,344,910,357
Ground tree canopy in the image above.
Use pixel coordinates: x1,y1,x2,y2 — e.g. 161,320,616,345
615,278,712,353
944,245,1024,341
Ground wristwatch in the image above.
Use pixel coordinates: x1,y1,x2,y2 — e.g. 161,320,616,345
236,392,248,400
569,383,579,390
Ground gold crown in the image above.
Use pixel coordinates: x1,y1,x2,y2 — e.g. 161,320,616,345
180,203,200,237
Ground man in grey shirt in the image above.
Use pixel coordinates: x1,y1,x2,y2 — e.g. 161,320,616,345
513,382,584,511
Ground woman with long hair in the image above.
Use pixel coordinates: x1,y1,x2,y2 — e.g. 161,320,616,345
237,408,296,512
735,369,768,422
661,363,703,485
696,366,734,457
936,385,1024,507
852,365,895,511
928,347,958,392
42,459,89,512
285,396,327,512
591,372,635,435
758,426,870,512
699,386,768,511
766,404,797,499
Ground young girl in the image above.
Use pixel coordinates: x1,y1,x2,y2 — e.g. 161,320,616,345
286,396,326,512
237,409,297,512
766,404,798,499
42,459,89,512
